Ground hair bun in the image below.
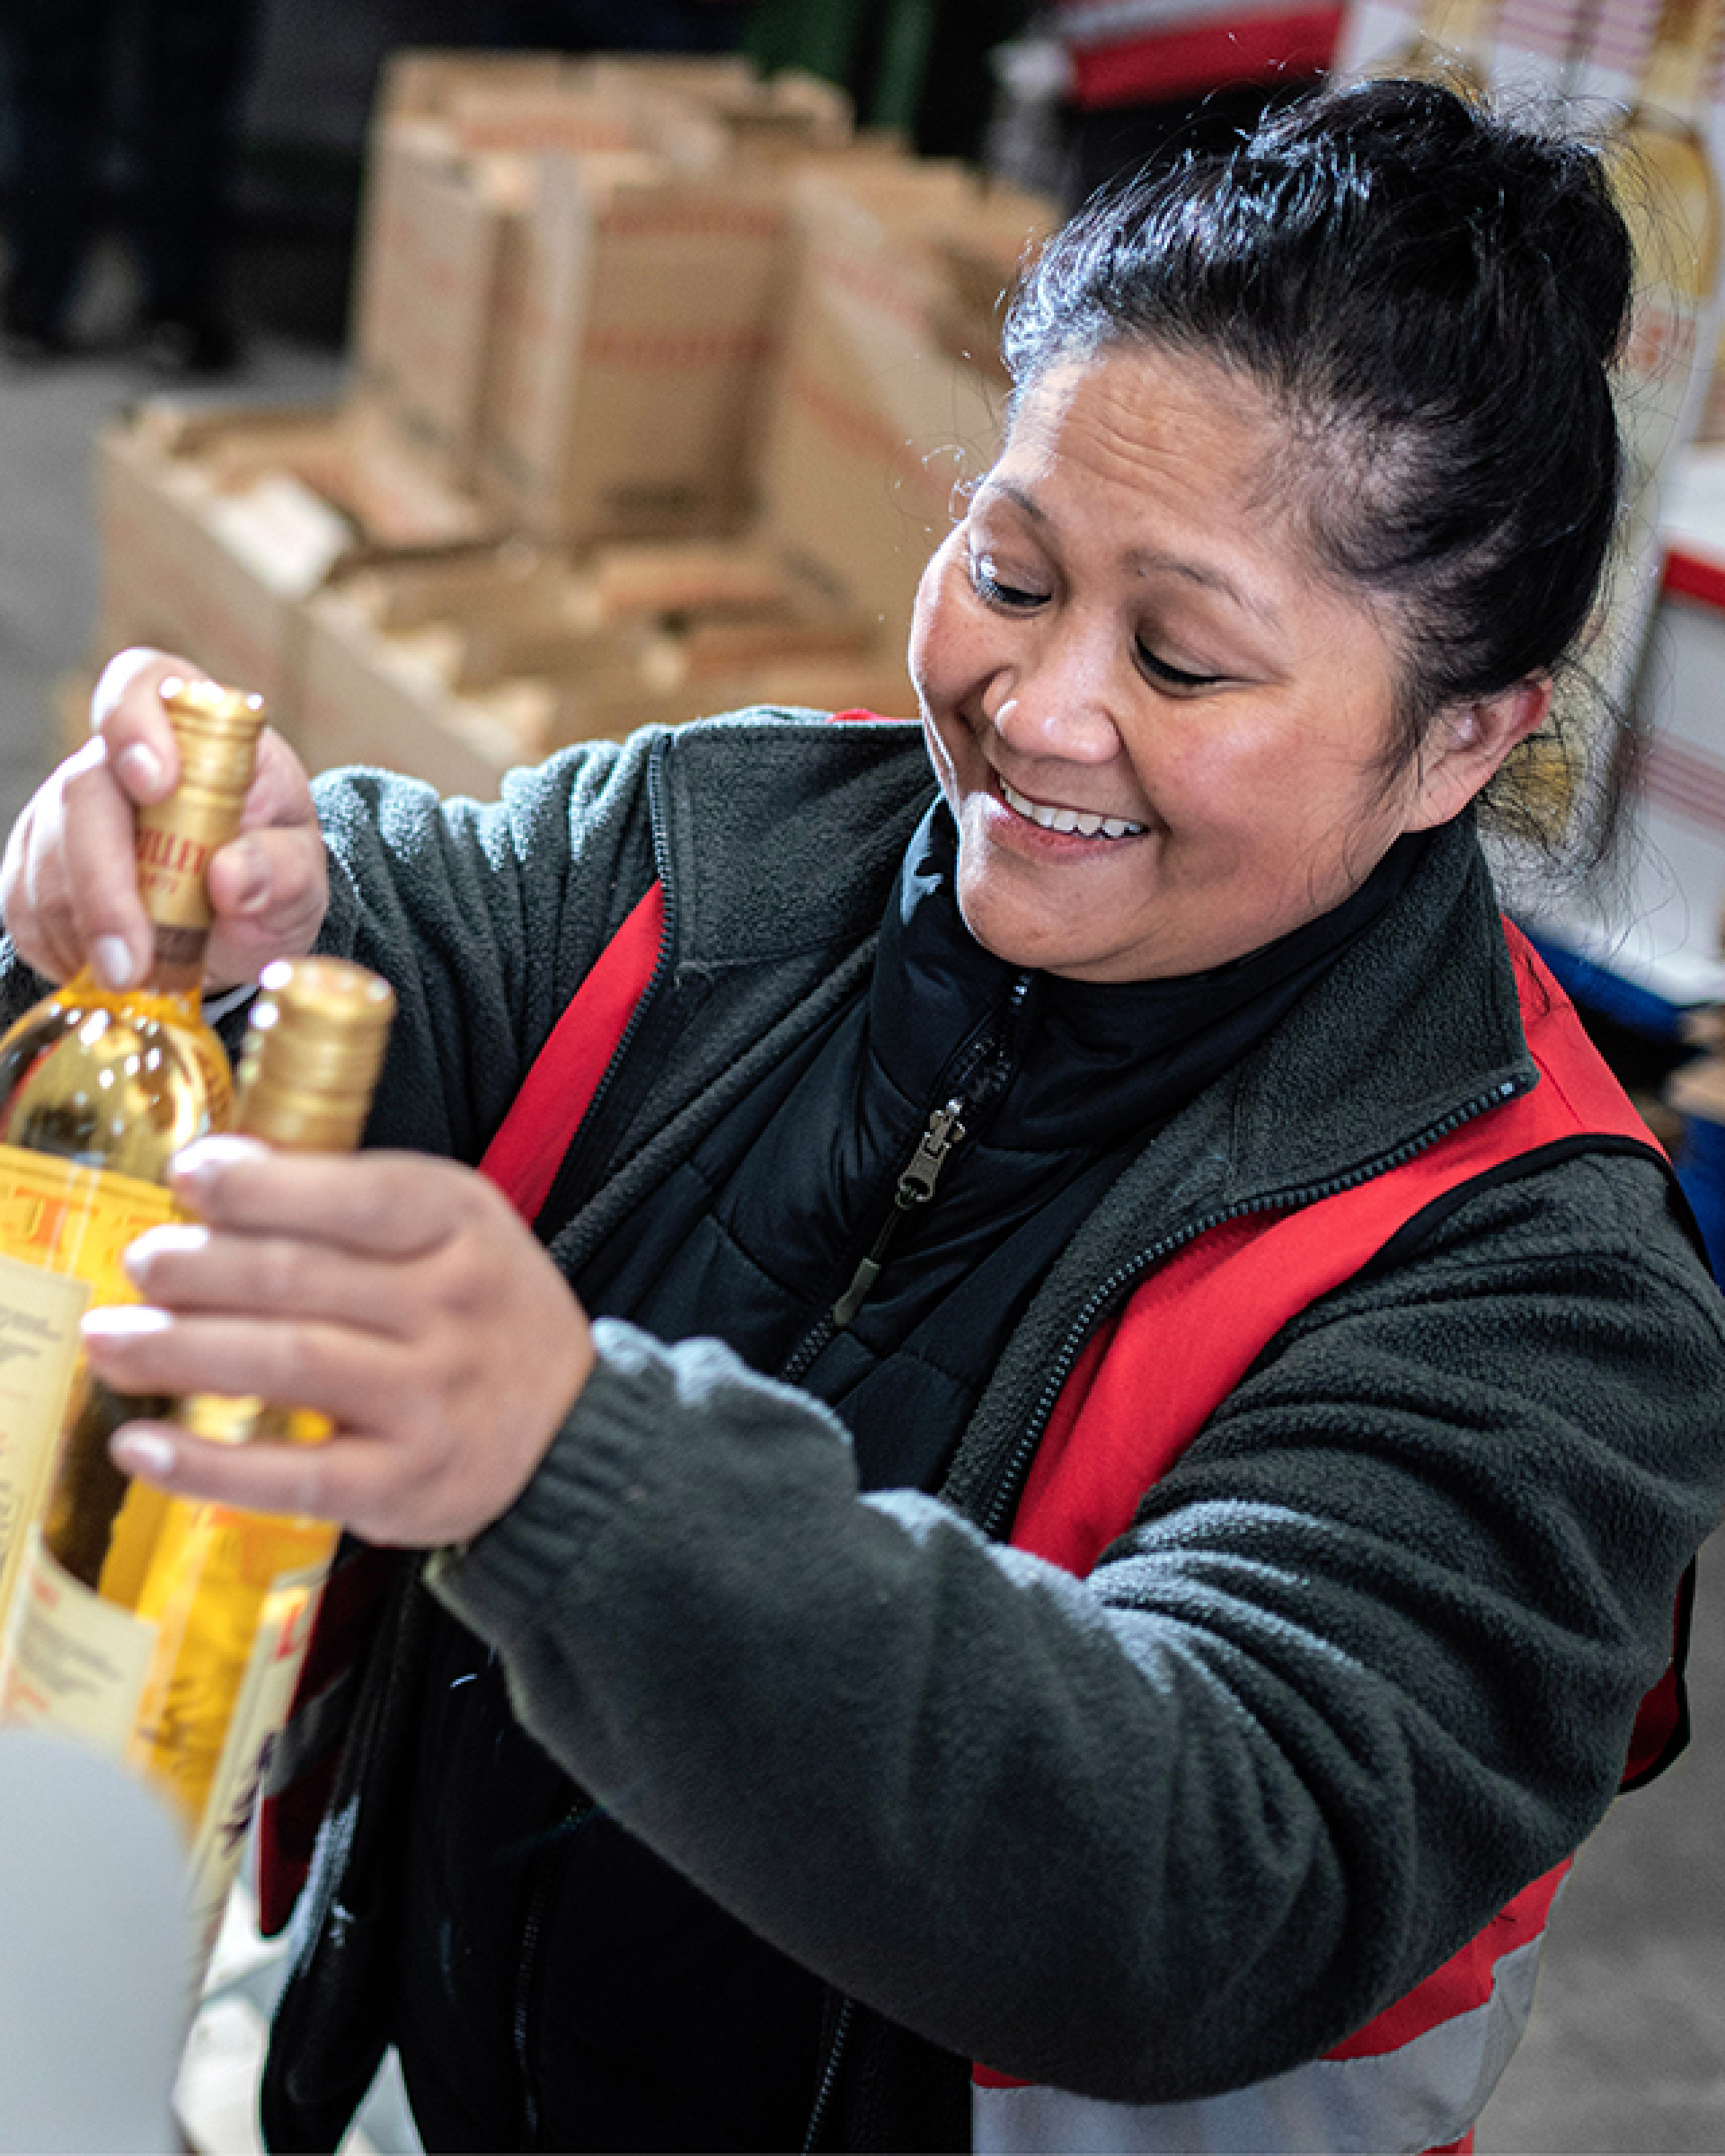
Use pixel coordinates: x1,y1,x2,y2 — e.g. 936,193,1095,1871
1259,78,1632,367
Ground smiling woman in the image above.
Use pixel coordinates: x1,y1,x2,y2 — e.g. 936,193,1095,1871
1,71,1722,2156
912,346,1529,979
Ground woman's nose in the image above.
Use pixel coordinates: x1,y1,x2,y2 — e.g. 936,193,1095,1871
986,632,1123,764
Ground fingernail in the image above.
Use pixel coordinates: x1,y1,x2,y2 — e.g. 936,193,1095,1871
172,1133,263,1198
112,1430,177,1480
82,1304,172,1340
116,743,164,796
93,934,138,990
121,1224,207,1282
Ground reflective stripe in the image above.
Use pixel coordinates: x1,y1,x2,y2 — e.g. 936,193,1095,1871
973,1931,1545,2155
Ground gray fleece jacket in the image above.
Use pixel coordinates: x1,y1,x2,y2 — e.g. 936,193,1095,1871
12,713,1721,2145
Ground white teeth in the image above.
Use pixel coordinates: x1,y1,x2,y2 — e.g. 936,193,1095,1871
999,778,1146,839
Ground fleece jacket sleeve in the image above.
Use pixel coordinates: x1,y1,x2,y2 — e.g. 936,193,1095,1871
429,1144,1725,2107
303,738,659,1163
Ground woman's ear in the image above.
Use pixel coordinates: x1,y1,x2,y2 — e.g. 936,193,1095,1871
1402,676,1553,831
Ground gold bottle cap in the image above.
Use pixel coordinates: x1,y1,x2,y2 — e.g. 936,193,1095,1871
234,958,396,1153
135,676,270,985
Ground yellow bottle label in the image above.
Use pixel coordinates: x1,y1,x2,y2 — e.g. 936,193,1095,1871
183,1558,328,1981
0,1145,180,1617
0,1257,90,1571
1,1527,157,1749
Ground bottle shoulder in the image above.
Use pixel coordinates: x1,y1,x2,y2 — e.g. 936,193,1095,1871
0,982,233,1180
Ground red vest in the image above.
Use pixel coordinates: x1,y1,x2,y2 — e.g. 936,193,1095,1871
260,868,1690,2152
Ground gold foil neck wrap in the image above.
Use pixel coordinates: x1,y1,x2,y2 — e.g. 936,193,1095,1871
234,959,396,1153
134,678,269,969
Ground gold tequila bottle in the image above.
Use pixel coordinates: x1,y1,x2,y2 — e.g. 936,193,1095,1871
2,957,394,1987
0,679,264,1630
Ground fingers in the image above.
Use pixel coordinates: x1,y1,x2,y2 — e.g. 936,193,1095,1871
108,1423,342,1526
200,729,328,986
85,1149,598,1547
91,649,188,801
0,649,327,994
119,1221,422,1336
85,1305,417,1430
58,737,159,988
165,1139,477,1259
2,734,150,985
108,1418,411,1547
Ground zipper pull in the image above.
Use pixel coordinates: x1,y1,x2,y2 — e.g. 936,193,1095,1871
897,1099,967,1204
832,1097,968,1330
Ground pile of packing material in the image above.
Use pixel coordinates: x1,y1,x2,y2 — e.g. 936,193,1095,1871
92,48,1059,790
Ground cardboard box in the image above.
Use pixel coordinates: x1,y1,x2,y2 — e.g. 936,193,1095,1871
585,57,854,163
94,400,498,735
295,535,914,793
754,166,1056,649
480,155,790,543
350,128,539,488
370,48,572,128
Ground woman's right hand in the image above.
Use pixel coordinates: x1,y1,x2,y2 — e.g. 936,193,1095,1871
0,648,329,994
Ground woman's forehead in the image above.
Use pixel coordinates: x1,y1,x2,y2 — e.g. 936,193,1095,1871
982,349,1316,614
1000,348,1280,495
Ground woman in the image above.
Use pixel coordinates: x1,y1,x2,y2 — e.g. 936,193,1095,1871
4,78,1723,2156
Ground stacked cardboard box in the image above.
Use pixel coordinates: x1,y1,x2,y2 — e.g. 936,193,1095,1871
95,399,500,738
298,537,914,795
92,49,1058,792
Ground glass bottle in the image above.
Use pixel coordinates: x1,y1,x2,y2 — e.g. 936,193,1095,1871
1,956,394,1990
0,678,265,1629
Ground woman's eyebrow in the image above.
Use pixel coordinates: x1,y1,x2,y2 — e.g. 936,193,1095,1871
1124,544,1278,625
982,478,1050,525
979,476,1281,630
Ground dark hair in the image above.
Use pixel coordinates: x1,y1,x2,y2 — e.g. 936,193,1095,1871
1002,77,1635,856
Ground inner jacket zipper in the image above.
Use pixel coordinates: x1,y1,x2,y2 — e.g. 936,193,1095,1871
515,1795,601,2148
779,971,1031,1387
830,1095,969,1330
800,1067,1530,2150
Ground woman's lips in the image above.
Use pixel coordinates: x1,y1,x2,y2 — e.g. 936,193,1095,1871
995,775,1147,842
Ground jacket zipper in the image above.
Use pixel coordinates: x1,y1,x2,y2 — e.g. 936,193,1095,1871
974,1074,1527,1537
781,972,1031,1383
830,1096,969,1330
514,1796,601,2148
801,1993,857,2155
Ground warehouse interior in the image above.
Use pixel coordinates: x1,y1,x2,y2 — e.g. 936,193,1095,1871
0,2,1721,2152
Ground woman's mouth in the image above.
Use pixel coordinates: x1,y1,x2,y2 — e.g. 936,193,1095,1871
997,777,1146,841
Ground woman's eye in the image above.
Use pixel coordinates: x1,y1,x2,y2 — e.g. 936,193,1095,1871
970,556,1047,610
1137,642,1225,693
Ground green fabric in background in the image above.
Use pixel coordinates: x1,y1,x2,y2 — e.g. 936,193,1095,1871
743,0,1030,146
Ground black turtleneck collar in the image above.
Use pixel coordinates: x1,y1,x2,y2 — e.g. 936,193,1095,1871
871,800,1430,1156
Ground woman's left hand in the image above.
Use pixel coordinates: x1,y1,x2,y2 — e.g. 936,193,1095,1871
82,1139,597,1547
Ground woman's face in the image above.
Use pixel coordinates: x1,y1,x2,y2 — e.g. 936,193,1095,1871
910,346,1491,982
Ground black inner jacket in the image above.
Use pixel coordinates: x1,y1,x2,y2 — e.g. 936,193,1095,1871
392,805,1428,2152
